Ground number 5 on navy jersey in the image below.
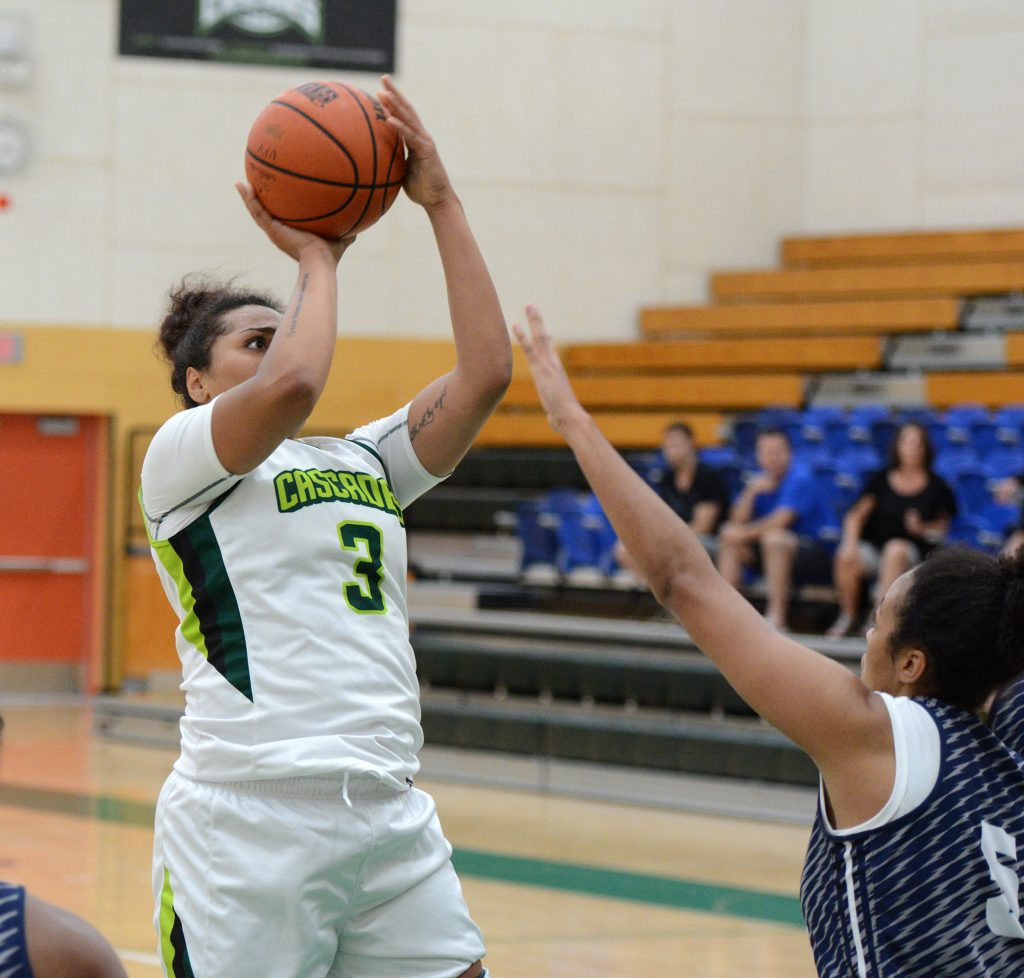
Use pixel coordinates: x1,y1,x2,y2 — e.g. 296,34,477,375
982,819,1024,939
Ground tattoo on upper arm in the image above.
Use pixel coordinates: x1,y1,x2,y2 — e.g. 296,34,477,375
288,274,309,337
409,387,448,443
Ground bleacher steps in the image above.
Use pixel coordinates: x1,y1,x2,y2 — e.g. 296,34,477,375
808,372,927,407
781,228,1024,268
886,333,1006,372
961,294,1024,332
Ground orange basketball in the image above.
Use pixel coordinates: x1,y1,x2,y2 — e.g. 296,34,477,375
245,81,406,239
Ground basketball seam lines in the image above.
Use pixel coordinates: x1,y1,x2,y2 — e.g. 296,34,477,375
245,149,403,190
266,100,360,176
334,84,380,238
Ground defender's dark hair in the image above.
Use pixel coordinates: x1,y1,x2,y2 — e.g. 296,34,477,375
888,545,1024,711
886,421,936,472
158,277,283,409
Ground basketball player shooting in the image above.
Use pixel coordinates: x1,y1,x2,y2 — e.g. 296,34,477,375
139,77,510,978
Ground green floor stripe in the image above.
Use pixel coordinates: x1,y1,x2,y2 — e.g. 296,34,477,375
0,782,805,929
453,848,805,928
0,783,155,828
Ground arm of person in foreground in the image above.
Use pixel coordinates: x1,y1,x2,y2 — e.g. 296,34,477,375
378,76,512,476
512,306,895,801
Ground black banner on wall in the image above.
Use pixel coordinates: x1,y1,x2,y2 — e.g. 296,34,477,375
118,1,397,72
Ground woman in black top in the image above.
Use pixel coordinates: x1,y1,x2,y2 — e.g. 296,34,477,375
827,422,957,637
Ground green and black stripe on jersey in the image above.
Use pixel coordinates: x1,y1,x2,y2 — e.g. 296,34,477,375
143,484,253,701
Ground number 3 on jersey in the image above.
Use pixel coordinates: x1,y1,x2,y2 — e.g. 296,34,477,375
337,521,387,614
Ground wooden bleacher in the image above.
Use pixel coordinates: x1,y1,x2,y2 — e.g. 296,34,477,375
502,374,803,412
926,372,1024,409
782,228,1024,267
641,298,958,339
476,411,725,449
482,226,1024,450
710,262,1024,304
564,335,881,372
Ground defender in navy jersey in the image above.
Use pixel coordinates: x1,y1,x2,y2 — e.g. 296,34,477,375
513,305,1024,977
142,78,510,978
0,880,126,978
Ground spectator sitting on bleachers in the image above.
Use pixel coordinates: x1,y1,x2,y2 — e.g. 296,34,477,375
717,427,833,631
827,422,956,638
614,422,729,581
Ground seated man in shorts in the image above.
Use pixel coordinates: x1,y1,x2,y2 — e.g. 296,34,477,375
716,427,833,631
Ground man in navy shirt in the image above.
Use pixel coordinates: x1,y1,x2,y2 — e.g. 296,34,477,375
717,427,833,630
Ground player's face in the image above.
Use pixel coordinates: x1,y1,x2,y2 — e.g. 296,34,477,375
860,570,914,693
191,305,282,402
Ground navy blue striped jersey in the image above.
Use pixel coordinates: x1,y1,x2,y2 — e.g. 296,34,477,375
0,882,30,978
989,677,1024,758
801,697,1024,976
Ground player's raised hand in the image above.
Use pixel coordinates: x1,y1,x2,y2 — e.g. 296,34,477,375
512,305,588,436
235,182,356,264
377,75,453,209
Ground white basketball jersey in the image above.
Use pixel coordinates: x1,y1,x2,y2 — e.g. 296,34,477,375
140,400,444,787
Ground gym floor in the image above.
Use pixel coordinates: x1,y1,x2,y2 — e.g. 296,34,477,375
0,700,818,977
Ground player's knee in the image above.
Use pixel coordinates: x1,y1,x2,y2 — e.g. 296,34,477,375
454,962,486,978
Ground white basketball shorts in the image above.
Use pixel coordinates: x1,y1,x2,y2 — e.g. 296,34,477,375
152,770,486,978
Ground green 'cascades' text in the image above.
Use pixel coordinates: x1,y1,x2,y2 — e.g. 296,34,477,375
273,468,404,525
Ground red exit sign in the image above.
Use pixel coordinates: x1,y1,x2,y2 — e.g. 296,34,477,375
0,331,23,364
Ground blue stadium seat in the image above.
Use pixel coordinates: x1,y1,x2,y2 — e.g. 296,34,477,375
973,501,1020,553
934,448,981,483
848,405,891,427
982,448,1024,479
813,462,862,522
628,451,664,485
927,420,956,454
946,513,987,550
515,499,559,572
730,416,760,459
953,469,992,515
544,491,615,577
894,407,939,427
864,417,897,454
968,419,1003,457
834,445,883,475
801,406,846,448
944,404,990,427
993,405,1024,438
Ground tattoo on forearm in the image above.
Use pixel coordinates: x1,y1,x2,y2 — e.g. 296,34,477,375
409,387,448,443
288,274,309,336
